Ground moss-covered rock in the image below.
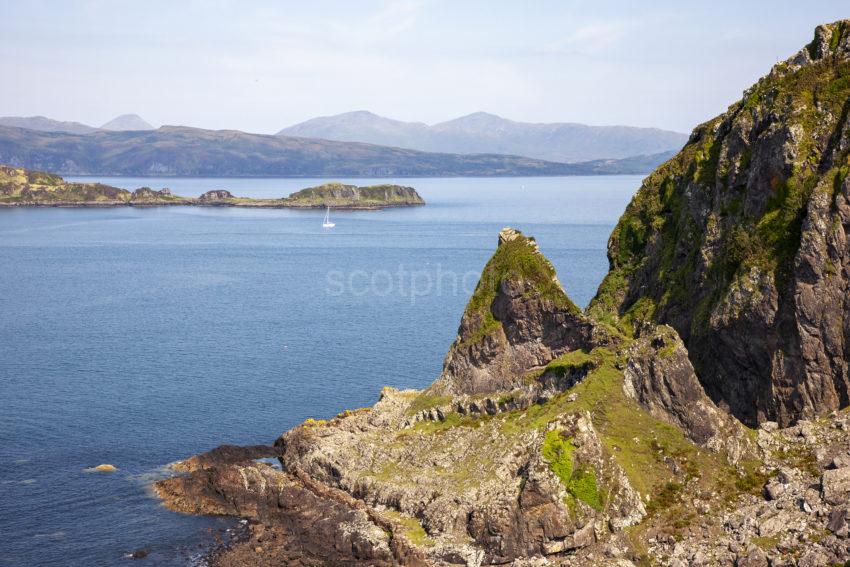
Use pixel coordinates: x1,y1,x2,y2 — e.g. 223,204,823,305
589,19,850,426
430,228,604,395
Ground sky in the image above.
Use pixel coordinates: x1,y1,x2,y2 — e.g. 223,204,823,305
1,0,848,134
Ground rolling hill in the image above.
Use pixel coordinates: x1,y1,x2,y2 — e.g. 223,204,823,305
0,115,97,135
0,124,671,177
278,110,688,162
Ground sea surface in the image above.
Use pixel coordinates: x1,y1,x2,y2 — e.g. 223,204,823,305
0,175,640,566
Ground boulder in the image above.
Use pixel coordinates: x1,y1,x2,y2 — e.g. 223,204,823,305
764,481,786,501
822,468,850,505
828,504,850,536
736,547,768,567
798,549,831,567
829,453,850,469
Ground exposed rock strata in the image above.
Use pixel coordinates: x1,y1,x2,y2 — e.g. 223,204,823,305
156,446,426,566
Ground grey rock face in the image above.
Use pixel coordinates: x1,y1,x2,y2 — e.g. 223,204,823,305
622,325,752,459
271,387,646,564
591,20,850,426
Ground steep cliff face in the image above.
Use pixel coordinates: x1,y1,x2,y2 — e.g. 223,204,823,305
431,228,604,396
590,20,850,426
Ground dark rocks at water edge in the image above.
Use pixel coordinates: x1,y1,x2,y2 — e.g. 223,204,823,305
152,20,850,567
0,165,425,210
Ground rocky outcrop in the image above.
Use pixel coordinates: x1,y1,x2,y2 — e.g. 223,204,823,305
154,222,848,566
272,390,645,564
168,444,277,473
590,20,850,426
197,189,235,203
623,325,753,461
131,187,179,203
430,228,606,396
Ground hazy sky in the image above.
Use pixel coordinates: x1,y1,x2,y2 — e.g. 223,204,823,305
2,0,848,134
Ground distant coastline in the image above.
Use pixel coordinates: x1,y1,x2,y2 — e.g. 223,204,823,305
0,166,426,210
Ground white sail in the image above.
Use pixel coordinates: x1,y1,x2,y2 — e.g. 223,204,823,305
322,206,335,228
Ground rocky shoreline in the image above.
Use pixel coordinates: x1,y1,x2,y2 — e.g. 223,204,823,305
157,407,850,566
152,21,850,566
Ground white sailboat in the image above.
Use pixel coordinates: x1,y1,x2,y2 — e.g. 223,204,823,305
322,206,336,228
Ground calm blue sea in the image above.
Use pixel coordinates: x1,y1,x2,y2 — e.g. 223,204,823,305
0,176,639,566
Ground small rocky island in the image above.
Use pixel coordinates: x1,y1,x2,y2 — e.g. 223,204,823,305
153,21,850,566
0,166,425,210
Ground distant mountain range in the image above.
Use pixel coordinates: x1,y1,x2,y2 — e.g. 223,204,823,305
278,111,688,163
0,114,154,133
0,124,674,177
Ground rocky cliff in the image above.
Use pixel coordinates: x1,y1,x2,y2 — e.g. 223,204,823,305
153,21,850,567
590,20,850,427
429,228,605,396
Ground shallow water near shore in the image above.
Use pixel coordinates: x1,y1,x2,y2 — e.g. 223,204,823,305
0,175,639,566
